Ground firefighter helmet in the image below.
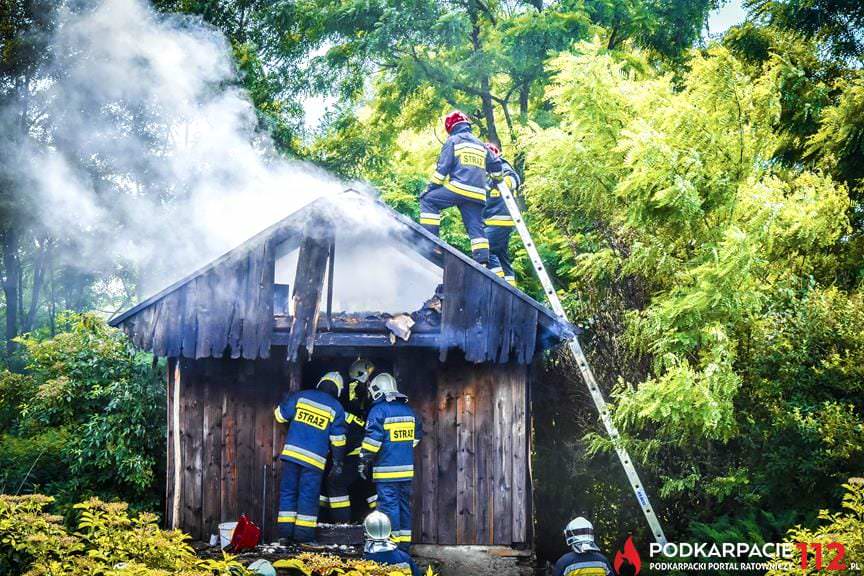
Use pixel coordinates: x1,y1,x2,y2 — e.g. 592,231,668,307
364,511,392,541
349,358,375,384
444,110,470,133
317,371,344,398
485,142,501,158
368,372,398,401
564,517,600,552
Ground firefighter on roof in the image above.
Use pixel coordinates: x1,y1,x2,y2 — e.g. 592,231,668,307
320,359,377,522
274,372,347,543
358,373,422,552
553,517,614,576
362,511,421,576
420,110,503,265
483,142,522,287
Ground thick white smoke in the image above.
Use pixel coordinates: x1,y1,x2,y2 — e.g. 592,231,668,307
11,0,347,298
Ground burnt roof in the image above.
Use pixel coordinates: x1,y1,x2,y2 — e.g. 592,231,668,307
110,192,570,364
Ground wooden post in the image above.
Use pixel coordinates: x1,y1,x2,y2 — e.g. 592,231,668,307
172,359,182,529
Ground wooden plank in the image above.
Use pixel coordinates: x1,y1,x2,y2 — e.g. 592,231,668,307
255,240,276,359
462,270,491,363
286,230,331,361
456,374,476,544
273,331,440,348
195,273,215,360
180,282,198,359
220,364,239,522
164,291,182,358
486,287,512,364
252,359,278,533
201,361,222,540
418,367,439,544
492,366,513,545
435,362,459,545
241,248,263,359
440,252,467,362
511,365,528,544
181,362,204,539
474,364,495,544
235,372,257,520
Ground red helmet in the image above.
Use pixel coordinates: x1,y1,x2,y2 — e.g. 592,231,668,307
485,142,500,157
444,110,470,133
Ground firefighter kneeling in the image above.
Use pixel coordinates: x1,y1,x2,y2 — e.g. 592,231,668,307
358,373,422,552
362,511,421,576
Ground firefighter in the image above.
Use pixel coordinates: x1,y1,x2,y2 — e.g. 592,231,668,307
362,511,421,576
274,372,347,543
483,142,522,287
552,517,614,576
358,373,422,552
320,359,376,522
420,110,503,265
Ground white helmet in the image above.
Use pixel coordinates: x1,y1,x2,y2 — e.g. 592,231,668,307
368,373,398,401
565,517,600,552
317,371,344,398
349,358,375,384
364,511,392,541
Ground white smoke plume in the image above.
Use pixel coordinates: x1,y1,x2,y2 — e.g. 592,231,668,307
6,0,350,301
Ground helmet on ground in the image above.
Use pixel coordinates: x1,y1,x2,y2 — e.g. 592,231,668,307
317,371,344,398
485,142,501,158
565,517,600,552
368,372,398,401
364,511,392,541
444,110,470,133
349,358,375,384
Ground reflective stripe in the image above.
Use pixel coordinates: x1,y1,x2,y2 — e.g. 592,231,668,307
504,175,518,189
296,398,335,420
444,179,486,201
383,416,415,424
490,266,504,277
296,514,317,528
319,495,329,507
346,413,366,427
470,238,490,250
329,495,350,509
394,562,411,570
281,445,327,469
361,437,382,453
454,142,487,153
419,218,441,226
330,434,347,447
373,464,414,480
366,494,378,504
348,447,362,456
505,276,516,287
563,561,610,575
278,511,296,524
413,439,420,447
430,171,445,184
274,406,288,423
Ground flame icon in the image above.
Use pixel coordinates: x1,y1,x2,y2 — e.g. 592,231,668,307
613,536,642,575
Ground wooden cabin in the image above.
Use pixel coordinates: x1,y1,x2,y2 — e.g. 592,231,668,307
110,191,569,551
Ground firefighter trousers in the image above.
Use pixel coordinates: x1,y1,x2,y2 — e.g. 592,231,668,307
278,460,323,542
419,187,489,265
321,455,357,523
376,481,413,552
486,225,516,286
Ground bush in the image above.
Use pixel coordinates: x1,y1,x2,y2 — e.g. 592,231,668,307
0,313,165,509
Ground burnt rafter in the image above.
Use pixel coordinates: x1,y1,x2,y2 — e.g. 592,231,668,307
110,192,570,363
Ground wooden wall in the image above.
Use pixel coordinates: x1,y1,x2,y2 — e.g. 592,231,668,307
168,349,531,547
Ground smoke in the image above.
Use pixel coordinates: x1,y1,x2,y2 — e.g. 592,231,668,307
4,0,352,300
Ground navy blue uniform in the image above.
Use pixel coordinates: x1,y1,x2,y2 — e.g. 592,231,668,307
361,398,422,551
365,546,421,576
275,389,346,541
552,550,614,576
420,123,503,264
321,410,367,522
485,159,522,287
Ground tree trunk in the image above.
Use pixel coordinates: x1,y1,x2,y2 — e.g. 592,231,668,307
2,229,21,356
470,4,500,146
23,237,49,333
519,81,530,121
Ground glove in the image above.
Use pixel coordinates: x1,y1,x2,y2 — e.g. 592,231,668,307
358,457,371,480
328,461,343,481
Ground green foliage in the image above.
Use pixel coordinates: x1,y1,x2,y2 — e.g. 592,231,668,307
766,480,864,575
0,494,249,576
0,313,164,509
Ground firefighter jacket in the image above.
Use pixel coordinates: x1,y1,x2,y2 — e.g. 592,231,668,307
364,544,421,576
360,398,422,482
552,550,613,576
275,389,346,471
484,159,522,227
344,410,366,457
427,123,503,203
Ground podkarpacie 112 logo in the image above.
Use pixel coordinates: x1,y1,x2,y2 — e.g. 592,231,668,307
613,536,642,575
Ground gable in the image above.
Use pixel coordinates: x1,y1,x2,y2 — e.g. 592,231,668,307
110,192,568,364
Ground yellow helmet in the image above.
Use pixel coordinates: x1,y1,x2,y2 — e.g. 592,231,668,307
317,371,344,398
349,358,375,384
